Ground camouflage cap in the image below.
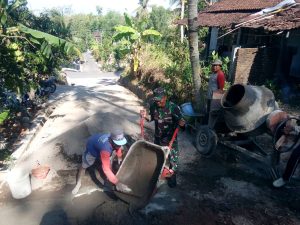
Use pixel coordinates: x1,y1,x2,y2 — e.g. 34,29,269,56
153,87,166,101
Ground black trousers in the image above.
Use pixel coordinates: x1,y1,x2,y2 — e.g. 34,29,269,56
283,143,300,181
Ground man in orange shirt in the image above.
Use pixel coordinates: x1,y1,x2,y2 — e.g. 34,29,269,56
206,59,225,113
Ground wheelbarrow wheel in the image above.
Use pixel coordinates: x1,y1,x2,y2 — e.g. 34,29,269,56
195,126,218,157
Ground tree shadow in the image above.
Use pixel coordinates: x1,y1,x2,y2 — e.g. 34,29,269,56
40,208,71,225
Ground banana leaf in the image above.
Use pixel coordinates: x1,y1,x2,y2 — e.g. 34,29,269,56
18,23,80,56
142,29,161,37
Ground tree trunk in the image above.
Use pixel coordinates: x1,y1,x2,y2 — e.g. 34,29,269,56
180,0,185,43
187,0,204,112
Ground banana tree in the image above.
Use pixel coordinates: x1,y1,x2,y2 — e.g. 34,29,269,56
0,0,79,58
113,13,161,75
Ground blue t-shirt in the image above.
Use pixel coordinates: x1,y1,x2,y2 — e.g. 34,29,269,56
86,133,113,157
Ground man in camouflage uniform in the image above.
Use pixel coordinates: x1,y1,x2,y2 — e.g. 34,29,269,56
141,87,185,187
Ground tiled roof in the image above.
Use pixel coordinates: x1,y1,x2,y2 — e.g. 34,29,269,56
175,11,255,27
206,0,283,12
175,0,300,30
196,11,254,27
241,5,300,31
176,0,284,27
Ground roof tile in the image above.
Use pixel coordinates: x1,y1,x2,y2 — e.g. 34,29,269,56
242,6,300,31
206,0,283,12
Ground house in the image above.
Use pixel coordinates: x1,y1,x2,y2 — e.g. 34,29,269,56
92,30,102,43
235,1,300,86
177,0,300,100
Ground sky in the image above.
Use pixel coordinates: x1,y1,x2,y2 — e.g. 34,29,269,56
26,0,172,15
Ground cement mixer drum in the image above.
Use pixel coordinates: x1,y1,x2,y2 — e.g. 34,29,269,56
221,84,278,133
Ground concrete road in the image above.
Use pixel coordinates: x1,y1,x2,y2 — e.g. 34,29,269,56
67,52,121,82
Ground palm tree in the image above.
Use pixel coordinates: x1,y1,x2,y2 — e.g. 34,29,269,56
187,0,204,111
47,9,72,40
136,0,151,19
170,0,186,43
170,0,187,43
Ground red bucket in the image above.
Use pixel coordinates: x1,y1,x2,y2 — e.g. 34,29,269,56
31,165,50,179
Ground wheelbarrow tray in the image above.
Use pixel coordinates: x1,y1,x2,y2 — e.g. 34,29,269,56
114,140,169,208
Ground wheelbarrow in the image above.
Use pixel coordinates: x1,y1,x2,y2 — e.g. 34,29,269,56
180,102,204,133
113,140,170,209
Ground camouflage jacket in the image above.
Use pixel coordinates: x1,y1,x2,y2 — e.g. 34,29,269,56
149,100,183,141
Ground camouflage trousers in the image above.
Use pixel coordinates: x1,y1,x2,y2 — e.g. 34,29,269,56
154,137,179,172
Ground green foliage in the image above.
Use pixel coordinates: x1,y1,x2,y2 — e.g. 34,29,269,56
142,29,161,37
140,44,171,72
148,6,173,37
100,11,124,36
164,40,193,102
265,79,281,99
200,51,231,91
0,0,78,93
0,110,10,125
0,0,27,26
19,23,80,57
198,0,208,11
124,13,133,27
67,14,95,51
113,25,138,41
201,51,230,78
113,13,161,73
113,19,161,44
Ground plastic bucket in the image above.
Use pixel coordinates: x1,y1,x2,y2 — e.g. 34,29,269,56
6,169,32,199
181,102,194,116
180,102,202,124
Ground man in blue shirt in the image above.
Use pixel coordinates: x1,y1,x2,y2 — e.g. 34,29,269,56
72,129,131,195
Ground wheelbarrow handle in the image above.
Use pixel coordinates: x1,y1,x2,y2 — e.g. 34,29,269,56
140,117,145,139
140,109,146,139
168,127,179,150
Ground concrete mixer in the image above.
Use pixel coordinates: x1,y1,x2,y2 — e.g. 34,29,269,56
181,84,293,179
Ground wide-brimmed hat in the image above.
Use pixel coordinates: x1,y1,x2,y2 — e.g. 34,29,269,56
153,87,166,101
211,59,222,66
111,129,127,146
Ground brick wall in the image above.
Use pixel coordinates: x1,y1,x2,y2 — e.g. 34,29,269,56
233,48,258,84
233,47,279,85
